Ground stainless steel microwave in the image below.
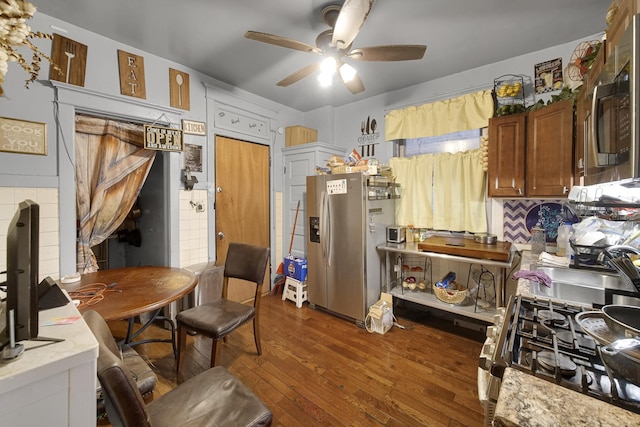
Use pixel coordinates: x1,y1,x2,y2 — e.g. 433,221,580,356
585,13,640,185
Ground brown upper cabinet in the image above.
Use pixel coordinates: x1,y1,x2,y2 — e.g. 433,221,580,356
488,99,574,198
487,112,526,197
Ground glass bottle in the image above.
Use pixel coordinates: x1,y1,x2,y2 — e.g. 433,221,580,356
531,227,546,255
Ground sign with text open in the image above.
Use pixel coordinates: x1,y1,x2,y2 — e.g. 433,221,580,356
144,124,183,152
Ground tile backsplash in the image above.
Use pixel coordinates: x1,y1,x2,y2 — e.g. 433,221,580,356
502,199,578,244
179,189,209,268
0,187,60,282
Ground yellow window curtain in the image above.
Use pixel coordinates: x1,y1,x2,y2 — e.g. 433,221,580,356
391,149,487,233
390,155,434,227
75,115,156,273
432,150,487,233
385,90,494,140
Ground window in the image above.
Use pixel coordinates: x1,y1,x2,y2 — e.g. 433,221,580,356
397,129,482,157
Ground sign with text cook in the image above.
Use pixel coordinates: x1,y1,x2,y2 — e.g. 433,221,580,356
118,50,146,99
0,117,47,155
144,125,183,152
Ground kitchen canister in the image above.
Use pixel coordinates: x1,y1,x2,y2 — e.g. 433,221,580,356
531,227,546,255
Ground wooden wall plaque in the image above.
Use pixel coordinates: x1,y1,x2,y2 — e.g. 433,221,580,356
117,50,146,99
49,34,88,86
169,68,190,110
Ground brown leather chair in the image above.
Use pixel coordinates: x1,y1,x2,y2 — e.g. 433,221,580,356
84,309,272,427
176,242,270,372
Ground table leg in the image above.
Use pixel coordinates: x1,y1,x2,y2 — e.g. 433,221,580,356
120,308,178,358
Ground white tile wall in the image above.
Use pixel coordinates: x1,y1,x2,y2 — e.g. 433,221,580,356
0,187,60,283
179,189,209,268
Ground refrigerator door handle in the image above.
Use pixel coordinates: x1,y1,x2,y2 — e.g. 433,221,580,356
325,191,332,266
320,190,328,265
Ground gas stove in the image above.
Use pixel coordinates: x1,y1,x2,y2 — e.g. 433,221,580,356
480,295,640,421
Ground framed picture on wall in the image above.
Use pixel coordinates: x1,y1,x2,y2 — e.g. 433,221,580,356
0,117,47,155
184,143,202,172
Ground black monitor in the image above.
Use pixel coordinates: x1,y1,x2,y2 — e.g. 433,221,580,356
4,199,40,343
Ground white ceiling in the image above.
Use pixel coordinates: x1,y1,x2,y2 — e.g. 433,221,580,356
36,0,611,112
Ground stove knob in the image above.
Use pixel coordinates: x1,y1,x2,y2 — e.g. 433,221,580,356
493,314,503,326
486,325,497,338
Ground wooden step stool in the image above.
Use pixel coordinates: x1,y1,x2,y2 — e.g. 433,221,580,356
281,277,307,308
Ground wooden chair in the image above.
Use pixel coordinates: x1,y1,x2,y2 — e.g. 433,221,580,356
176,242,270,372
84,309,272,427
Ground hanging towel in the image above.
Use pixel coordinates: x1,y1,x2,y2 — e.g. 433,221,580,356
513,270,553,288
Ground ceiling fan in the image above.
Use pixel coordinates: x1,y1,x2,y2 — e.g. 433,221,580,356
244,0,427,94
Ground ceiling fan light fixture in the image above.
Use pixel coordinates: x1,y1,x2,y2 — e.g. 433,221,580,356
320,56,337,75
339,63,357,82
318,56,337,87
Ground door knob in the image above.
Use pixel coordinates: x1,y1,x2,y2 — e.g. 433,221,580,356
218,232,225,240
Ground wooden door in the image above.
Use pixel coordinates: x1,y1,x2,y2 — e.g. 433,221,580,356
488,113,526,197
215,135,270,302
526,100,574,197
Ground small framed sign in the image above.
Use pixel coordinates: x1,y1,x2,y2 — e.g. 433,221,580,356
0,117,47,155
184,143,202,172
144,124,183,152
182,119,206,136
534,58,563,94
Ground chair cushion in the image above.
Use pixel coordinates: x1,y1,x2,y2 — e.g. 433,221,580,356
121,345,157,396
176,300,255,339
148,366,272,427
97,345,157,416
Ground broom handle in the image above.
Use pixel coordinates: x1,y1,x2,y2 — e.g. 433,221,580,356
289,200,300,254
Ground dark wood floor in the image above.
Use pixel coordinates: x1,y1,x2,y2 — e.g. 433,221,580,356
105,294,486,427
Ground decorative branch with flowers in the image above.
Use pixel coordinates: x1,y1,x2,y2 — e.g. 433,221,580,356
0,0,58,96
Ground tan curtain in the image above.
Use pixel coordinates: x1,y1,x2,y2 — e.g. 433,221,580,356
432,150,487,233
390,149,487,233
385,90,494,140
75,115,156,273
390,155,434,227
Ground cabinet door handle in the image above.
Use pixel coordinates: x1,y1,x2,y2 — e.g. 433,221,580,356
563,186,568,194
517,187,522,195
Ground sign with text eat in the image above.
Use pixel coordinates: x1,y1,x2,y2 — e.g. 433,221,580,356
117,50,146,99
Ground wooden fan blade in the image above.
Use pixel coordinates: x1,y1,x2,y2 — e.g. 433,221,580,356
277,62,321,87
347,45,427,61
342,72,365,95
245,31,321,54
332,0,375,50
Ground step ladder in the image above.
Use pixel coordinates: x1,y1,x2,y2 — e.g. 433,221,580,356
281,277,307,308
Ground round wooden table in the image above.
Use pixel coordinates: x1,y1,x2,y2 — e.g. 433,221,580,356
62,266,197,354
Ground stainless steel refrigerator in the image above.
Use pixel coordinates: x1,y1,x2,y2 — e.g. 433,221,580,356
306,173,395,325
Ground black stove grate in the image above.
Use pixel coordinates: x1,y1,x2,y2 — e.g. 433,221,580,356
496,296,640,414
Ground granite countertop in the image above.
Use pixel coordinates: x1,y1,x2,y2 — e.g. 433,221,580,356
492,250,640,426
494,369,640,427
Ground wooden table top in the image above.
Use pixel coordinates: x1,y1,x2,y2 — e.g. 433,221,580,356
61,266,197,321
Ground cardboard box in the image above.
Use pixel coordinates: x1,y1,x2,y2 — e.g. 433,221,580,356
285,126,318,147
283,256,307,281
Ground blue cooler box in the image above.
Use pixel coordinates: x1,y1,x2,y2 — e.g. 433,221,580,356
284,256,307,281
